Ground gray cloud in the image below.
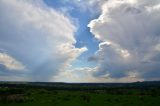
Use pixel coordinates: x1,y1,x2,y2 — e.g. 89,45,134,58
88,0,160,81
88,56,98,61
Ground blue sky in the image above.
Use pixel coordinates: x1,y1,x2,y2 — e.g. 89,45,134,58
0,0,160,82
44,0,101,68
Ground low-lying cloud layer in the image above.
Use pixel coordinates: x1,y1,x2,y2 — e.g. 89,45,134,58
88,0,160,81
0,0,87,81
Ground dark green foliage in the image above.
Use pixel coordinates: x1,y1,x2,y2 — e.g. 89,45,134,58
80,94,91,103
0,94,28,103
0,83,160,106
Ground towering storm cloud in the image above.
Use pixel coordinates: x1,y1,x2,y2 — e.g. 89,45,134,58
0,0,87,81
88,0,160,81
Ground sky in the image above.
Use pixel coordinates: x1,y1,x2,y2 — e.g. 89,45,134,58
0,0,160,82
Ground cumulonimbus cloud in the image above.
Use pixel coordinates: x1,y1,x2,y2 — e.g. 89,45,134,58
88,0,160,81
0,0,87,81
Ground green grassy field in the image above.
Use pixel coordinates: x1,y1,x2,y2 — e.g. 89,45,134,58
0,86,160,106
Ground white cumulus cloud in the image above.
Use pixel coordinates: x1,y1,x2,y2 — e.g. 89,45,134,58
0,52,25,71
88,0,160,81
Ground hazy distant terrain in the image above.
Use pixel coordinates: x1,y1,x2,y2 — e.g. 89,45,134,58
0,81,160,106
